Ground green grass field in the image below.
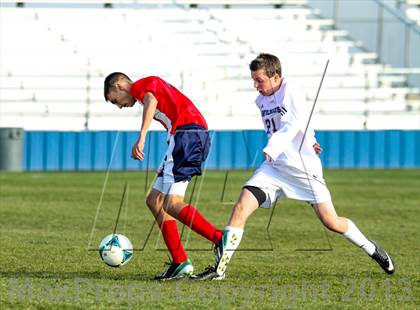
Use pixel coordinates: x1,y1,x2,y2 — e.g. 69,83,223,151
0,170,419,309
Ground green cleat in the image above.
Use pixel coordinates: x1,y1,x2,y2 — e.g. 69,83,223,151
154,259,194,281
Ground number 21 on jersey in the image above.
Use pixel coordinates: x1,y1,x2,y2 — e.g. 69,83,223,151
265,116,280,135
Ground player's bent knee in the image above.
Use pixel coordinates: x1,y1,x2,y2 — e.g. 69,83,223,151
146,191,163,210
162,196,185,216
162,203,177,217
232,201,246,214
229,187,264,227
243,185,266,207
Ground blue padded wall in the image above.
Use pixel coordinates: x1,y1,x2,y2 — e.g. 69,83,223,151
23,130,420,171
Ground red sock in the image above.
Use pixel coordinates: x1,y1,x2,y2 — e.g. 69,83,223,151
178,205,223,244
159,220,187,264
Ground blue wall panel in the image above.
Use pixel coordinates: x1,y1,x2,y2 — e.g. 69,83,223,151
387,131,400,168
400,131,418,168
44,132,60,171
372,131,386,168
236,131,251,169
61,132,77,171
76,131,93,170
355,131,370,168
241,130,266,168
215,131,234,169
324,131,341,168
22,130,420,171
107,131,123,171
416,131,420,167
341,131,355,168
25,132,45,171
92,132,108,170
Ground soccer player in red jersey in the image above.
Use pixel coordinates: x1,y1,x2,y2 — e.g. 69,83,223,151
104,73,223,280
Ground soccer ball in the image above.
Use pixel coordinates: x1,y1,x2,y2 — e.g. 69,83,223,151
99,234,133,267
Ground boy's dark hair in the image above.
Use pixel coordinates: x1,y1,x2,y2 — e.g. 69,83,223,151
103,72,132,100
249,53,282,78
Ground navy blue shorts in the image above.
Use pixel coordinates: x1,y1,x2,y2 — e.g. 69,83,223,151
159,124,211,183
171,124,211,182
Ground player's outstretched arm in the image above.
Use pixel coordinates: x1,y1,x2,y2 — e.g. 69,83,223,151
132,92,158,160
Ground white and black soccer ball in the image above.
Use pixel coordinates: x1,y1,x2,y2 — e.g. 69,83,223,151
99,234,133,267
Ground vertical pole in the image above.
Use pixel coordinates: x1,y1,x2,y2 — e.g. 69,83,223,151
85,58,91,130
333,0,340,26
363,70,369,130
404,25,410,68
376,5,383,63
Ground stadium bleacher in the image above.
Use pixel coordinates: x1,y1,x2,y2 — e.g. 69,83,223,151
0,0,419,130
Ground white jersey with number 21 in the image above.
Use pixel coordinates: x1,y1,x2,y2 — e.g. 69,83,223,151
255,77,322,174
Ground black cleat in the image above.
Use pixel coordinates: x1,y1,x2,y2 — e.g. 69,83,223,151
370,240,395,274
192,237,228,281
190,266,225,281
153,259,194,281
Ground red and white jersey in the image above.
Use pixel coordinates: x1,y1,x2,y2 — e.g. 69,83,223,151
255,77,322,173
130,76,207,134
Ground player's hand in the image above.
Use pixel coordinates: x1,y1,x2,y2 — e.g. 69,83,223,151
313,142,323,156
131,137,145,160
264,152,274,163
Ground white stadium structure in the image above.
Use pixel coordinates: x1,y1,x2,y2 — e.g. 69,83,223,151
0,0,419,131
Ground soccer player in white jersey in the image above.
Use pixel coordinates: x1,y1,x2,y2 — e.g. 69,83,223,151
193,53,395,280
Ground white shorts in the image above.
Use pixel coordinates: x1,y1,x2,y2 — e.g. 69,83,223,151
245,162,331,208
153,176,189,196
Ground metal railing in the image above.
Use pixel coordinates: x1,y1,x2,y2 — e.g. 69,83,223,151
307,0,420,88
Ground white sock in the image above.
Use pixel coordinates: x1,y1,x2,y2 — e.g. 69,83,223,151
343,219,375,256
217,226,244,274
224,226,244,251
